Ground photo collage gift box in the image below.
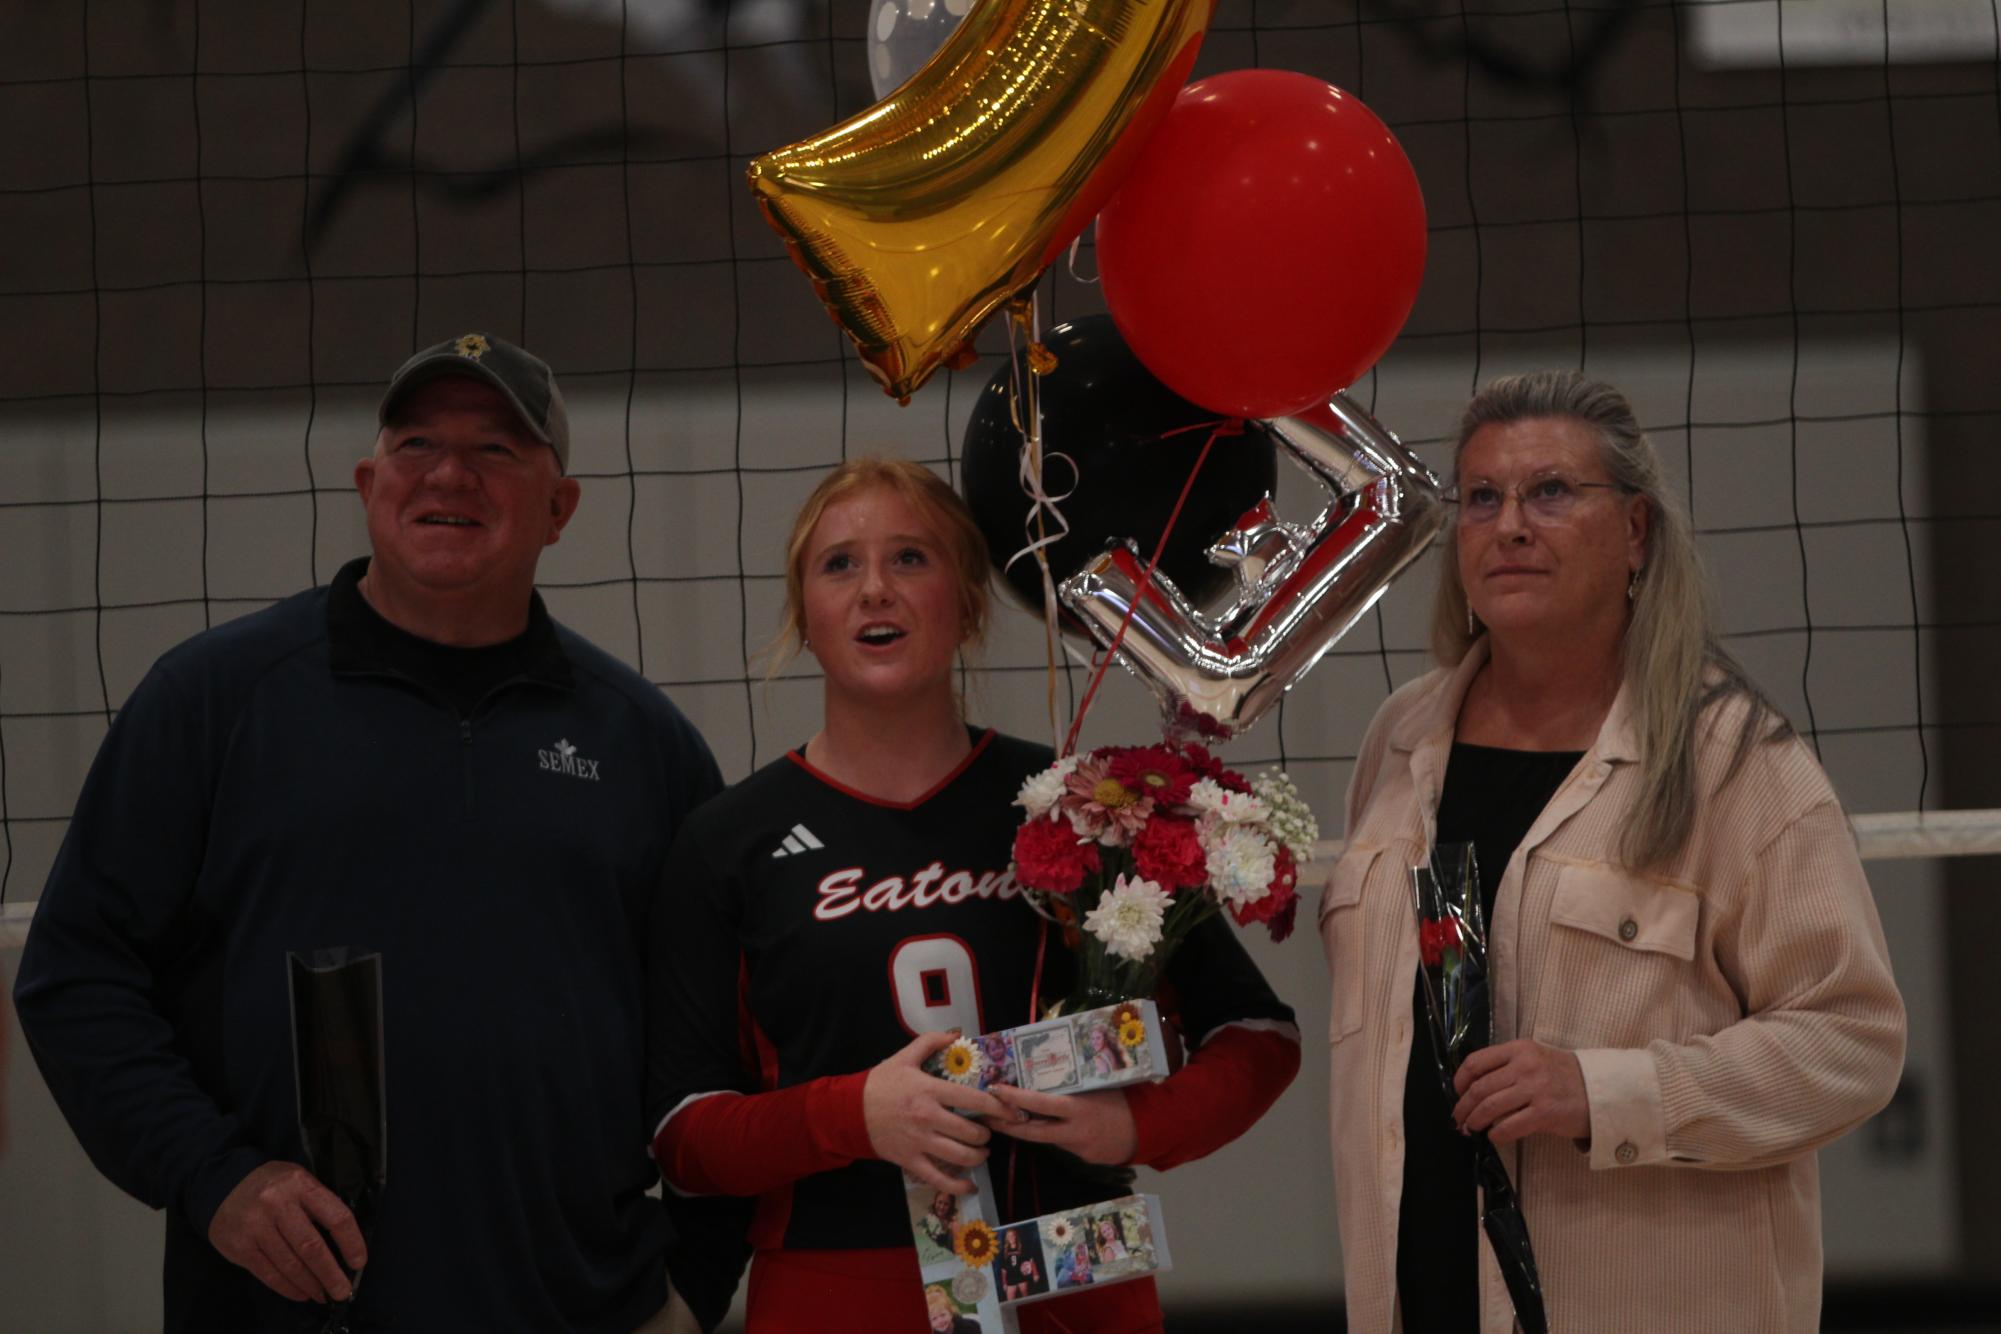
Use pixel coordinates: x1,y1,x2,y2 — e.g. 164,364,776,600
908,1000,1176,1331
908,1178,1173,1333
919,998,1171,1099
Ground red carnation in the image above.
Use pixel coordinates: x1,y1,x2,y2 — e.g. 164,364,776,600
1108,745,1198,807
1266,895,1299,944
1176,742,1227,783
1132,815,1208,890
1012,815,1101,895
1173,741,1256,795
1274,841,1298,891
1418,916,1460,968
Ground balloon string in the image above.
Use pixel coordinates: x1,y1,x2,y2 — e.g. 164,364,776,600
1004,296,1069,751
1065,234,1099,285
1005,450,1077,576
1025,299,1062,750
1156,416,1240,442
1059,423,1233,757
1028,913,1049,1026
999,912,1054,1227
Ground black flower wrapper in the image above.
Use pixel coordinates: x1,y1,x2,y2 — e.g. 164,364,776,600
289,948,387,1334
1410,842,1488,1078
1409,843,1547,1334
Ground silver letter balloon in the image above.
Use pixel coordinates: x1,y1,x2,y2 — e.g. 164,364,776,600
1059,396,1445,738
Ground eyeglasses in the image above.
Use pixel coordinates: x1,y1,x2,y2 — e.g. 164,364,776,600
1443,470,1633,526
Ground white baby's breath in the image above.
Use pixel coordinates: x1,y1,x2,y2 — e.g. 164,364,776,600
1252,768,1320,864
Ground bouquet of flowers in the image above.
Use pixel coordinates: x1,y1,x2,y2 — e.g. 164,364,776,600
1009,741,1317,1009
1410,843,1548,1334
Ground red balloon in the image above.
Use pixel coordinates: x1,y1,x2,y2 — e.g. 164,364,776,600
1096,70,1427,420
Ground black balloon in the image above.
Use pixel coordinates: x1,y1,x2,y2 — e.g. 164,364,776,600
960,315,1278,630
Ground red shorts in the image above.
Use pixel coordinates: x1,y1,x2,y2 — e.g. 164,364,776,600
746,1247,1165,1333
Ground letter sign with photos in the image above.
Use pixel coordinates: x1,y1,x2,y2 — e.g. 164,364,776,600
907,1000,1176,1330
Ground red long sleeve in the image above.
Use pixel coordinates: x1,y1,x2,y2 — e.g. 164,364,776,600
653,1071,873,1197
1122,1022,1301,1171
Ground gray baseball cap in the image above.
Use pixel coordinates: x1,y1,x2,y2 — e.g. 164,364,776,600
378,333,571,473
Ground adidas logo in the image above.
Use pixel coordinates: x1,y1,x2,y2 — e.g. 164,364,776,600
771,824,825,858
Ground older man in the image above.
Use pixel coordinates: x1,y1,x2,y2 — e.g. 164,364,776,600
14,335,741,1332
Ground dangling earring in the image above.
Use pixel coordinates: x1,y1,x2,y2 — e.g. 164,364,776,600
1627,568,1642,602
1466,602,1476,637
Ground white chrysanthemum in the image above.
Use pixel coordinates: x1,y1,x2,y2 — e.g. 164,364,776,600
1187,778,1268,825
1015,755,1079,820
1082,874,1171,962
1205,824,1277,907
1252,769,1320,864
1186,778,1228,813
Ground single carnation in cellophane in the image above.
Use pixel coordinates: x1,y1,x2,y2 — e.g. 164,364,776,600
1009,741,1318,1011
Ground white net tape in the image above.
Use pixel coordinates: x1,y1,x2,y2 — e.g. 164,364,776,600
4,808,1997,950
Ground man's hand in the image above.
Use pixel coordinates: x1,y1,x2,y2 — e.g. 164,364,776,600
984,1084,1138,1166
863,1032,1005,1196
1451,1039,1591,1146
207,1161,366,1303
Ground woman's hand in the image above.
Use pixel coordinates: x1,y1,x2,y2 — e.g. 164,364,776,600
863,1032,1005,1195
1451,1039,1591,1145
983,1084,1138,1165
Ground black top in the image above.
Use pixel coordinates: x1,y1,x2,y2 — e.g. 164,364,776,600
326,563,547,717
14,557,733,1333
646,729,1296,1252
1395,742,1583,1334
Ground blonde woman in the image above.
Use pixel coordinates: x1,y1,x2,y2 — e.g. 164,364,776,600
645,457,1300,1332
1320,371,1905,1332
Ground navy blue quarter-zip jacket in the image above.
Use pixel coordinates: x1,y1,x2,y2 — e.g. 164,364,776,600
14,559,745,1333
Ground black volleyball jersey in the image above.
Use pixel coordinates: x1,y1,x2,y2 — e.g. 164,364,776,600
646,728,1295,1253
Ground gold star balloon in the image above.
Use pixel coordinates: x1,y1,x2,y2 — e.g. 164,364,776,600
749,0,1215,402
